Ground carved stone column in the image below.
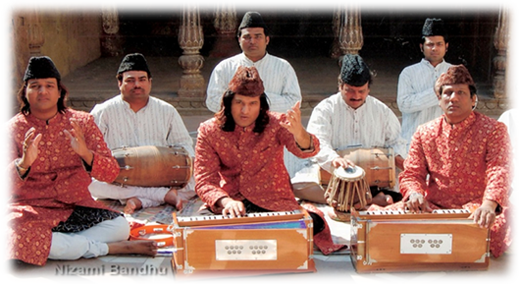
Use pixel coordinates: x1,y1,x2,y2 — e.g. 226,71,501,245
330,7,342,59
101,6,123,57
338,5,363,57
493,8,509,99
178,5,205,97
210,4,240,58
27,10,45,56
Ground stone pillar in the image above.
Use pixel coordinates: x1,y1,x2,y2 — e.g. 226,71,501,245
178,5,205,97
330,7,342,59
338,5,363,57
210,4,240,58
101,6,123,57
492,8,509,99
27,10,45,56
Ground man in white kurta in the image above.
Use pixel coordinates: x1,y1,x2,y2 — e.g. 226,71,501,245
397,18,452,157
291,54,406,210
205,11,302,176
498,108,519,199
88,53,195,213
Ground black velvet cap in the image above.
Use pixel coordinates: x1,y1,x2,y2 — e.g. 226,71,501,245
117,53,151,76
237,11,269,36
340,54,371,87
23,56,61,82
422,18,447,38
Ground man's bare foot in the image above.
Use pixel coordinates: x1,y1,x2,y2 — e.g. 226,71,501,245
371,192,394,206
107,240,157,256
124,197,142,214
164,189,196,210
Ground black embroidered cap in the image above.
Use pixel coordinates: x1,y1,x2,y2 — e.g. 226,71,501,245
23,56,61,82
117,53,151,77
340,54,371,87
237,11,269,36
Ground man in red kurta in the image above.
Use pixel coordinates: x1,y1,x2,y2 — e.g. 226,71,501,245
7,56,156,266
194,66,345,255
372,65,511,257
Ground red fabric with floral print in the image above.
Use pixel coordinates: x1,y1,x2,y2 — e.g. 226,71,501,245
370,112,512,257
7,110,120,266
194,112,345,254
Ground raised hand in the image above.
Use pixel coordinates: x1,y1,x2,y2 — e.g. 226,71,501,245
18,127,42,170
63,119,94,165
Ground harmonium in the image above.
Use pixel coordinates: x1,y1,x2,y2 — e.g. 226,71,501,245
171,208,316,276
350,209,490,273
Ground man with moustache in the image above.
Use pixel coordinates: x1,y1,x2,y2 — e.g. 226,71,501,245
397,18,452,156
380,65,511,258
7,56,157,266
195,66,344,255
291,54,406,219
206,11,303,176
89,53,195,214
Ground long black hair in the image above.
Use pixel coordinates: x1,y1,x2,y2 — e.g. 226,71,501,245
215,90,270,133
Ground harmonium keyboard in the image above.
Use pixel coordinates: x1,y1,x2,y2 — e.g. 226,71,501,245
171,208,316,276
350,209,490,273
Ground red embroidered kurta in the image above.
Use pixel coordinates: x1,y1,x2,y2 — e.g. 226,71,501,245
195,112,345,254
7,110,120,266
375,112,511,257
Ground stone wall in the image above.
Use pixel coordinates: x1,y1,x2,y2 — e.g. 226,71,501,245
2,1,102,121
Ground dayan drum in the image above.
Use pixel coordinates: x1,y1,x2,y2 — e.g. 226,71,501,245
320,147,395,189
112,145,192,188
324,166,372,212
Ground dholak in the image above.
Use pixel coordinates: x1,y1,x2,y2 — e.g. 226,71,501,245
320,147,395,188
112,146,192,188
324,166,372,212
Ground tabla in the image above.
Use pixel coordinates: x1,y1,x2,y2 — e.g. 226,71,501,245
324,166,372,212
112,145,192,188
320,147,395,188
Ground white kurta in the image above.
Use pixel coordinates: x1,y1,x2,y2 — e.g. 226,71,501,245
205,52,302,113
291,93,406,187
89,95,195,208
397,58,452,157
498,108,520,206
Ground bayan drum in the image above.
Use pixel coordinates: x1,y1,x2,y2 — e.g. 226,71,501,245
324,166,372,212
112,145,192,188
321,147,395,188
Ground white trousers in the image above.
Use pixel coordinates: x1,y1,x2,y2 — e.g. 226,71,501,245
89,178,196,209
48,215,129,260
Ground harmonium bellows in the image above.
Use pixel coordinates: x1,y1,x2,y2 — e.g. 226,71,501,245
350,209,490,273
171,209,316,276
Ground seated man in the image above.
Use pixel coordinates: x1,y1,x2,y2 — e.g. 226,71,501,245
378,65,511,258
88,53,196,214
291,54,406,217
7,56,156,266
194,66,344,255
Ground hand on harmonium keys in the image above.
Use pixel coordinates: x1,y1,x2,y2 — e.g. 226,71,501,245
218,197,246,218
404,192,433,213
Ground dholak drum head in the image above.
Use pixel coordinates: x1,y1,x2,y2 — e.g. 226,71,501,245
333,165,365,181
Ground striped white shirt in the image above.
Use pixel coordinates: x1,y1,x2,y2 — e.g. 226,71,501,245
90,95,194,157
205,52,302,113
397,58,452,156
293,93,406,175
498,108,520,206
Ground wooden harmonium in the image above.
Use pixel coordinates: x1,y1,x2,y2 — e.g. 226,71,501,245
350,209,490,273
171,209,316,275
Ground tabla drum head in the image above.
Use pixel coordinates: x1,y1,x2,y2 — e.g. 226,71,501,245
333,165,365,181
